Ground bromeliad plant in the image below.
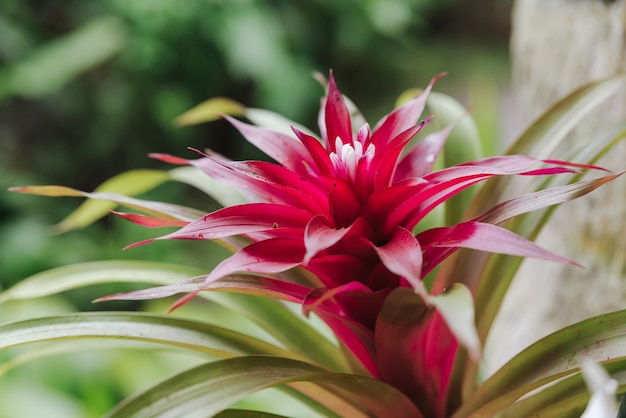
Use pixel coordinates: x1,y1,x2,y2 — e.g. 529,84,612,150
3,72,626,417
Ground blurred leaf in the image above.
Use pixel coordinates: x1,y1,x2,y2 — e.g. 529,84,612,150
1,16,127,100
104,356,422,418
454,309,626,417
245,108,314,137
427,91,483,165
507,75,626,159
175,97,245,126
168,166,247,208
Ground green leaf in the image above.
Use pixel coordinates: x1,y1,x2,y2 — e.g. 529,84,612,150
0,261,348,372
0,260,204,304
175,97,246,126
492,362,622,418
104,356,422,418
454,309,626,417
0,312,297,366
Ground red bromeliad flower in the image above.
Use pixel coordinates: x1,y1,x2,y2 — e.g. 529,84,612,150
107,73,594,417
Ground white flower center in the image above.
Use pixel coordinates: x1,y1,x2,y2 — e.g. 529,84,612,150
329,136,376,182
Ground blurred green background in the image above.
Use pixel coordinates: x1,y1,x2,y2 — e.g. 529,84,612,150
0,0,511,416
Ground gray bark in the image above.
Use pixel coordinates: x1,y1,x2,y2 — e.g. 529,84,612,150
485,0,626,375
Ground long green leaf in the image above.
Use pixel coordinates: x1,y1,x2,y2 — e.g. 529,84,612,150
453,309,626,417
104,356,422,418
0,260,205,303
494,364,626,418
0,312,295,362
0,261,348,372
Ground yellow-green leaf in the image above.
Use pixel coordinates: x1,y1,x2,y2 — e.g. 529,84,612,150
175,97,245,126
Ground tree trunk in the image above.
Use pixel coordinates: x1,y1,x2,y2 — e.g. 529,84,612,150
485,0,626,374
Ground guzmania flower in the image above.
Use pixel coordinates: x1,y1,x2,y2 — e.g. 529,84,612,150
106,73,597,417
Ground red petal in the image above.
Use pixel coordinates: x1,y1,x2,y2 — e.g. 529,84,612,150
304,216,371,263
152,203,312,242
320,176,362,227
371,117,433,189
111,211,189,228
370,227,427,299
305,254,374,288
292,128,334,176
324,72,352,150
203,237,305,284
418,221,578,265
188,155,329,217
395,124,454,181
375,287,455,418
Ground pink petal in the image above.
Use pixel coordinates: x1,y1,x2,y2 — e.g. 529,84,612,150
418,221,578,265
371,118,433,189
188,153,329,217
224,116,313,173
369,73,443,149
151,203,312,242
304,216,370,263
395,124,454,181
388,159,579,234
95,274,308,303
166,237,306,311
203,237,306,285
323,72,353,150
370,227,427,300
